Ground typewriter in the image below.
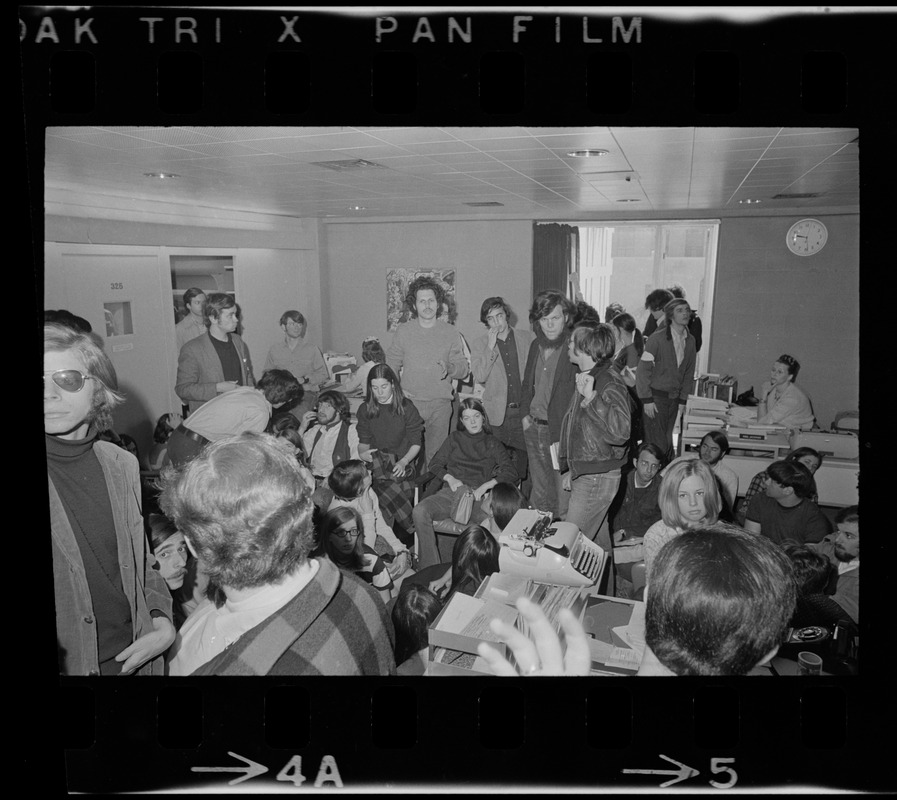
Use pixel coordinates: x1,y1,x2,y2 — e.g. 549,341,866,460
497,509,606,587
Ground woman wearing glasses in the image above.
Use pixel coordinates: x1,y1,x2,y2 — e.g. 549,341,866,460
45,323,175,675
315,507,395,602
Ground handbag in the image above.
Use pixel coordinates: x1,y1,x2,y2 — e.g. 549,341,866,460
449,485,476,525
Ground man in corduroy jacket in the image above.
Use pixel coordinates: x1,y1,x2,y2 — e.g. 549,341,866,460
160,432,395,676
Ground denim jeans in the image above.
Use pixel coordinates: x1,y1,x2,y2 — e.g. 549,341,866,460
412,485,488,568
523,421,569,520
565,469,622,595
643,394,681,462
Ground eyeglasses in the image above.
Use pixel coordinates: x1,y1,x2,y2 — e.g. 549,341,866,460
44,370,96,393
334,527,360,540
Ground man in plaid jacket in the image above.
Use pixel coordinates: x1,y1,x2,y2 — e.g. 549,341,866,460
161,432,395,676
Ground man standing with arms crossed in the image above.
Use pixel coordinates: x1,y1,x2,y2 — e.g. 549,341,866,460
387,276,469,467
470,296,535,490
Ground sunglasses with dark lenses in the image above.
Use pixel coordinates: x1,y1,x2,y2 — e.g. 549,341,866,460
44,369,96,393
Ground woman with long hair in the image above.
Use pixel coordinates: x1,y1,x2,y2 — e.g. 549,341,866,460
355,363,424,542
315,507,395,602
643,458,723,583
391,584,443,675
412,398,517,568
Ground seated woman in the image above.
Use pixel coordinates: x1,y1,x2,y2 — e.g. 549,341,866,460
736,446,822,526
665,430,739,520
145,513,197,631
328,459,412,580
391,584,443,676
783,543,854,628
314,507,394,603
757,354,816,430
147,413,182,471
355,363,424,543
643,458,723,584
412,398,517,568
446,524,501,599
336,337,385,395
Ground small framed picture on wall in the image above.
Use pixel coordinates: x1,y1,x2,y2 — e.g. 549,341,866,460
387,269,457,331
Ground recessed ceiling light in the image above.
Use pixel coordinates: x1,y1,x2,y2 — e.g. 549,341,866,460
738,199,762,205
567,149,609,158
348,205,367,211
616,198,641,203
143,172,180,179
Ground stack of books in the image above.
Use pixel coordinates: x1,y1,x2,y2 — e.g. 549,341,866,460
695,374,739,403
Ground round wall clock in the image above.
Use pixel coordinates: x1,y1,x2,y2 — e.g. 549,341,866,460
786,218,828,256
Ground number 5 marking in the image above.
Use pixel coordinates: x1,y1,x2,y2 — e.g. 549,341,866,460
709,757,737,789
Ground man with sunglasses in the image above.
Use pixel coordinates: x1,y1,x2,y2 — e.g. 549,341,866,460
45,323,174,675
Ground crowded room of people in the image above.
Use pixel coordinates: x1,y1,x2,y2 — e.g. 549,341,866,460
44,126,859,677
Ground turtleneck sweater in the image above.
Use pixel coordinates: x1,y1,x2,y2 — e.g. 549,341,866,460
46,431,132,674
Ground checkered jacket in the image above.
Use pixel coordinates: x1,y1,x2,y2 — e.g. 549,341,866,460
190,560,396,676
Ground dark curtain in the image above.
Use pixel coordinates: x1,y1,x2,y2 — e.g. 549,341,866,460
532,223,579,298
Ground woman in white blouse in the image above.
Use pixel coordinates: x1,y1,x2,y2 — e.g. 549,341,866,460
757,354,815,430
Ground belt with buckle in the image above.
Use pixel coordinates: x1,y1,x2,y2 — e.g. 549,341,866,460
507,402,520,409
176,424,210,446
532,417,549,426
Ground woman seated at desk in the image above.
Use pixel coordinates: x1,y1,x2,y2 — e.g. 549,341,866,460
335,336,384,396
757,354,815,430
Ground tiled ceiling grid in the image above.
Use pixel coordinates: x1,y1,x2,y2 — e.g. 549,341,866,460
44,126,859,219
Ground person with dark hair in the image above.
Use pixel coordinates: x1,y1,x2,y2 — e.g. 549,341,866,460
315,507,395,602
45,323,174,675
559,324,631,594
809,506,859,623
477,524,796,677
610,442,665,570
337,336,386,395
387,275,469,466
299,390,360,507
412,398,517,568
392,584,442,675
664,430,739,517
45,308,93,334
641,288,674,339
757,354,816,430
328,459,412,580
175,292,255,414
145,513,197,631
470,296,536,488
175,288,207,352
264,310,330,396
483,482,530,535
448,524,501,597
736,447,822,526
609,311,645,453
604,302,626,324
635,297,697,461
520,289,577,519
356,363,424,540
147,412,183,471
571,300,602,328
162,433,395,676
783,543,853,628
165,368,302,468
744,460,832,546
646,285,703,351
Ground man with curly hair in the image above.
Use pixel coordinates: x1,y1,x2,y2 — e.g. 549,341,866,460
387,276,469,466
161,433,395,676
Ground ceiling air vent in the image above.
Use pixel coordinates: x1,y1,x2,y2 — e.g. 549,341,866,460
310,159,386,171
772,192,822,200
464,201,505,207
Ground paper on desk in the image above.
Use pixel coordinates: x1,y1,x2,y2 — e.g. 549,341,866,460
587,637,616,663
480,573,530,606
606,646,642,670
624,601,647,657
436,593,517,641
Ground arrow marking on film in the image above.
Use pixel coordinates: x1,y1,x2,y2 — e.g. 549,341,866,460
622,753,700,788
192,751,269,786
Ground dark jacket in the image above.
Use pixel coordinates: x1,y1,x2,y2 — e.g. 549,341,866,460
558,362,631,479
520,329,578,440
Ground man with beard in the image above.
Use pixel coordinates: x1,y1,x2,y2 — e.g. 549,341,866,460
810,506,859,623
519,290,577,519
470,296,535,488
